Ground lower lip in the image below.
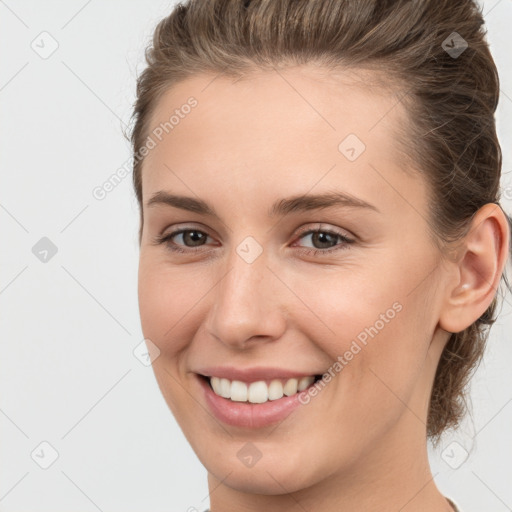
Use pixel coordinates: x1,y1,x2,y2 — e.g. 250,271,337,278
198,375,305,428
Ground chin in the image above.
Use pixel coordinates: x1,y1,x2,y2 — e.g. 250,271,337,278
201,447,328,496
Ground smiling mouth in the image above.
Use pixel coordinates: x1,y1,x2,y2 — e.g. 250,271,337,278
199,374,322,404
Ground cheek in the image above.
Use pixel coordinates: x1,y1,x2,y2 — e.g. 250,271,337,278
293,261,433,409
138,259,205,420
137,255,205,355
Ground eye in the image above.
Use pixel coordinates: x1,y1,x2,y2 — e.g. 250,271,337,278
152,228,214,254
152,224,355,256
292,225,355,256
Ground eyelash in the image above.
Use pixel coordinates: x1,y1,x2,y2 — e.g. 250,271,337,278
152,225,355,257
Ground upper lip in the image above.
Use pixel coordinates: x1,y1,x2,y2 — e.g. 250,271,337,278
196,366,322,382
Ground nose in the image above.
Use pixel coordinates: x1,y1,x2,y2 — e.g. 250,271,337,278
204,243,287,350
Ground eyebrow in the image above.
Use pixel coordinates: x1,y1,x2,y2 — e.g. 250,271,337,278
146,190,380,219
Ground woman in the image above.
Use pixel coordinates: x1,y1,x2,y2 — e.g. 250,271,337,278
127,0,511,510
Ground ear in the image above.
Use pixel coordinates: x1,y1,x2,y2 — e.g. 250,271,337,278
439,203,510,334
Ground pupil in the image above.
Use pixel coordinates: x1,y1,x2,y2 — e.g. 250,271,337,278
313,232,336,249
185,231,204,246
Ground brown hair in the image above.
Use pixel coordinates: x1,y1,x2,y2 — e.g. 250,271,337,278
127,0,512,445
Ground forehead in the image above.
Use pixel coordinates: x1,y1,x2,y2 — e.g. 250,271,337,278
146,66,408,149
141,66,423,214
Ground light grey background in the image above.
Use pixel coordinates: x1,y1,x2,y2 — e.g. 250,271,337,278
1,1,511,510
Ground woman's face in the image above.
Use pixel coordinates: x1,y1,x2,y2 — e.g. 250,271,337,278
137,67,452,494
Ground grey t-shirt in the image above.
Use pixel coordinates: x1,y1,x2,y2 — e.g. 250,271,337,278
446,497,461,511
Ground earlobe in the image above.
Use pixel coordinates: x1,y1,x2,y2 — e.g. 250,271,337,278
439,203,510,334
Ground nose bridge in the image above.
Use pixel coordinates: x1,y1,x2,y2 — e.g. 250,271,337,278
206,239,285,347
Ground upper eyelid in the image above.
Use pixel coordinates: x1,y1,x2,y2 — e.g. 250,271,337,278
294,223,353,238
163,222,352,234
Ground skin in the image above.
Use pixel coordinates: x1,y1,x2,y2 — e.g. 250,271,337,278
137,66,509,512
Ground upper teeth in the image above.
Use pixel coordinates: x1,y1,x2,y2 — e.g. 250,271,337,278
209,376,315,404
